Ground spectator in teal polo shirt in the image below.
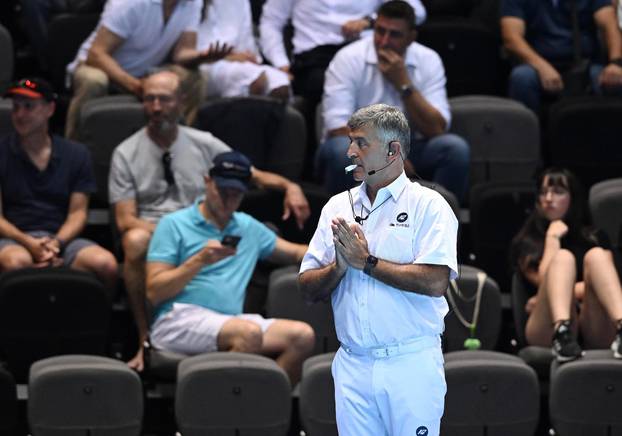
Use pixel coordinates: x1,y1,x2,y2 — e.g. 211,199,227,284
146,151,314,384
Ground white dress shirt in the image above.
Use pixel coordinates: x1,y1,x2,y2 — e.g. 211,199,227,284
197,0,290,97
322,36,451,138
259,0,427,69
67,0,201,79
300,172,458,348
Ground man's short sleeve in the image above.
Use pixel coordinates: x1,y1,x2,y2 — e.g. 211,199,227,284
108,148,135,204
183,0,202,32
100,0,140,39
248,217,277,260
147,215,182,265
500,0,526,19
300,201,337,273
71,143,97,194
412,194,459,280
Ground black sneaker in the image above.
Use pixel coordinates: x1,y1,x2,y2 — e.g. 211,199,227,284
552,320,583,362
611,328,622,359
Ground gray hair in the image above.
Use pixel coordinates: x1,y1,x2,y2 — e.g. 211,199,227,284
347,104,411,158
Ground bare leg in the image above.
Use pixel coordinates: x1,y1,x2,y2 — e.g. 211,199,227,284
526,249,577,346
71,245,118,295
268,85,291,102
580,247,622,348
249,72,268,96
121,228,152,371
217,318,264,353
261,319,315,385
0,245,34,271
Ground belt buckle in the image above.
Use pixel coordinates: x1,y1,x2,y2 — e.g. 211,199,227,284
372,346,392,358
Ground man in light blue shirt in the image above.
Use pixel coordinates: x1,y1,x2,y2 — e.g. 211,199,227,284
147,151,314,384
300,104,458,436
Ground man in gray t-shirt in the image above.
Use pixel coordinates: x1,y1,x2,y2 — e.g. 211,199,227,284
110,70,311,371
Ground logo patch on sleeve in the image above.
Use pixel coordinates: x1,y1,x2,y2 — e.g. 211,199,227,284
416,426,429,436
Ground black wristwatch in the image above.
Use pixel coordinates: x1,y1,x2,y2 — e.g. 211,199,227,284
363,254,378,276
610,57,622,67
400,83,415,98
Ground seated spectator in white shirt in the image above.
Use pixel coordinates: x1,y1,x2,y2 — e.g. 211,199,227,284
65,0,231,139
316,0,469,202
259,0,426,109
198,0,290,101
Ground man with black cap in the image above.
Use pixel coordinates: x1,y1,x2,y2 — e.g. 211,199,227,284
0,78,118,290
145,150,314,384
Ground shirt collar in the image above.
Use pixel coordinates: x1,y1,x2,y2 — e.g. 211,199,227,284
358,171,408,208
365,38,417,68
190,198,239,230
10,133,60,165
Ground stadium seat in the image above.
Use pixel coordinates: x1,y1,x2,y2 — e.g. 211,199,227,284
0,24,13,93
299,353,338,436
550,350,622,436
443,350,540,436
417,20,502,97
266,265,339,356
0,98,12,137
589,178,622,250
444,265,502,352
76,95,145,208
0,365,17,436
176,352,291,436
0,268,110,382
46,13,100,91
548,96,622,189
29,355,143,436
469,181,535,292
449,95,540,191
195,96,307,181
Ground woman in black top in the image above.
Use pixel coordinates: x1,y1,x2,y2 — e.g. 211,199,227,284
511,168,622,362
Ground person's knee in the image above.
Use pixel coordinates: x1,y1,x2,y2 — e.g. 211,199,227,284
249,72,268,95
73,66,109,98
76,247,118,277
583,246,610,270
0,249,33,271
234,322,263,353
268,85,290,101
289,321,315,353
438,134,470,164
509,64,540,88
122,229,152,263
551,248,576,269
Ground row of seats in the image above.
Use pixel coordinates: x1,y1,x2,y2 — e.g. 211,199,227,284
2,349,621,436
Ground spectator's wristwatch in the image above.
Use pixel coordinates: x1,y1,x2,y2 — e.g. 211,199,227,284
400,83,415,98
609,57,622,67
363,255,378,276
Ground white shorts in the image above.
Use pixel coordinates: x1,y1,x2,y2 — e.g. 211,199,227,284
201,59,290,98
332,336,446,436
150,302,275,355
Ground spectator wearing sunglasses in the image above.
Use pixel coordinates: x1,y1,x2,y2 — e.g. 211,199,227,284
0,78,118,292
108,69,311,372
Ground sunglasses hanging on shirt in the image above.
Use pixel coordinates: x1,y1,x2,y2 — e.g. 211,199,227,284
162,151,175,186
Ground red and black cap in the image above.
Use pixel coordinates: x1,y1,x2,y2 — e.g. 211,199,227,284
4,78,57,101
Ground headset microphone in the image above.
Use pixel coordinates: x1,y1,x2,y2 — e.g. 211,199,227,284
367,157,396,176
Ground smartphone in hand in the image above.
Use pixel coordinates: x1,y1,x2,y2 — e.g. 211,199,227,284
222,235,241,248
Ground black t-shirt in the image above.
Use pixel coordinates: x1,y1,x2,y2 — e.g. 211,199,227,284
0,134,96,233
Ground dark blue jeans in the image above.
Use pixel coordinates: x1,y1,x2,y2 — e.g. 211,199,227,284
316,132,470,202
508,63,607,114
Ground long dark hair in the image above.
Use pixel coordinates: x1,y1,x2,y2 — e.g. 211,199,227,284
510,168,591,271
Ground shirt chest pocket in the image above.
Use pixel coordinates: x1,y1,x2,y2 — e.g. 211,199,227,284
374,227,414,264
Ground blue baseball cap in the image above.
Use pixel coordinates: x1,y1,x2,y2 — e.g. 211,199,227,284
209,151,252,192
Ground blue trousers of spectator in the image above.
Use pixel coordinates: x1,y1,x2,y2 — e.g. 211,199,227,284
316,132,469,203
508,63,605,114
